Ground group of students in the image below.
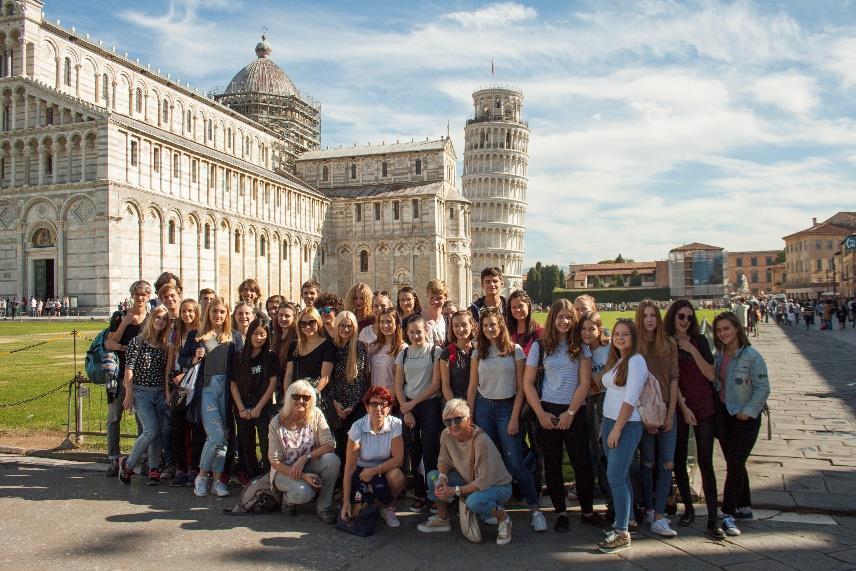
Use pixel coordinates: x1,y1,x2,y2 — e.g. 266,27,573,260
106,267,770,553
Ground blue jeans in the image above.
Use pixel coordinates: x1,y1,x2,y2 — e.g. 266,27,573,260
602,417,643,532
474,394,539,508
126,386,164,471
426,470,512,518
200,374,228,474
640,413,677,515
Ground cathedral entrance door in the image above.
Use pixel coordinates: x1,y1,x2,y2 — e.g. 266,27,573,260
33,259,56,300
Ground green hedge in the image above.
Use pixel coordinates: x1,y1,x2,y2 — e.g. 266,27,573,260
552,287,671,304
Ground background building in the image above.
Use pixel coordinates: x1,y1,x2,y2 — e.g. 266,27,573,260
781,214,855,299
462,86,528,296
566,261,669,289
727,250,781,296
0,1,473,309
668,242,726,299
296,139,472,304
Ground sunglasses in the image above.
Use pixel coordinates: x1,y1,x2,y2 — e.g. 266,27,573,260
291,393,312,403
319,306,334,315
366,401,389,410
299,320,318,328
442,416,466,427
676,313,694,322
479,306,500,316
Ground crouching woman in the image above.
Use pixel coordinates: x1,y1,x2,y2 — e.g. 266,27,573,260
417,399,514,545
268,380,341,523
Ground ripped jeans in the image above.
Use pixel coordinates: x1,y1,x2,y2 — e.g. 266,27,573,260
640,413,677,515
200,374,228,474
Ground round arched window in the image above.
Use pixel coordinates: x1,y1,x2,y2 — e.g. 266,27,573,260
32,228,55,248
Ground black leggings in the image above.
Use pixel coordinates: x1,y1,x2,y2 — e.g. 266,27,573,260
674,413,718,523
236,408,273,478
720,411,760,515
170,407,204,473
538,402,595,514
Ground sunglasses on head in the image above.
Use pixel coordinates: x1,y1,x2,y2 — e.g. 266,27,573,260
676,313,694,322
442,416,466,427
479,306,500,316
291,393,311,402
319,306,333,315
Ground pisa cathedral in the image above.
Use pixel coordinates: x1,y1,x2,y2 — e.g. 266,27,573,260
0,0,528,311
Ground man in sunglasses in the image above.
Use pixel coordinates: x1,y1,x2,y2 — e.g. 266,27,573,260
417,399,514,545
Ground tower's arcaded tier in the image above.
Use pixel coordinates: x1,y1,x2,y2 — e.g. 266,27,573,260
462,86,529,295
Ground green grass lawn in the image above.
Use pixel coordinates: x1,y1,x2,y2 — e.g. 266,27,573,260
0,318,139,451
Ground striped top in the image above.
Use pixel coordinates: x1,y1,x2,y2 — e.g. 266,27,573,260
527,340,592,405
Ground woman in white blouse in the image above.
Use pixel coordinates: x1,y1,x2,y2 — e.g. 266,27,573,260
596,319,646,555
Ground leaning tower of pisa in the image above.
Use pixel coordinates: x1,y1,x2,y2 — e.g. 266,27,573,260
462,86,529,296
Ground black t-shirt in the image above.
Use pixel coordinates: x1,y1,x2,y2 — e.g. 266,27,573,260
440,343,473,400
109,310,142,375
287,338,336,380
238,350,280,406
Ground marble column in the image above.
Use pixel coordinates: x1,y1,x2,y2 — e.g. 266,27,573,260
18,40,25,77
34,97,40,127
74,64,81,98
9,93,15,130
10,147,18,187
37,144,44,185
79,139,87,182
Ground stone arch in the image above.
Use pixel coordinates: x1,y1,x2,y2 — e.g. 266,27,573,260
22,197,59,222
61,194,97,225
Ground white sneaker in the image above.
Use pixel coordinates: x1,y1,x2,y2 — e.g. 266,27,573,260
417,515,452,533
213,480,230,497
483,515,498,525
193,475,210,497
722,515,741,536
382,506,400,528
531,510,548,532
496,517,512,545
651,518,678,537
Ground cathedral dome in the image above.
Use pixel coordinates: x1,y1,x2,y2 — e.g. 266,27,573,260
225,35,299,97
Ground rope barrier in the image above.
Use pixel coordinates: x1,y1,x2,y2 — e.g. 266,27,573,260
0,332,74,357
0,379,72,408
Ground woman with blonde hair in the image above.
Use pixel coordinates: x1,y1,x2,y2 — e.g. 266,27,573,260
596,319,646,554
329,310,370,458
268,379,340,522
634,299,680,537
283,306,337,426
345,282,374,331
166,298,203,487
178,297,243,498
118,305,172,485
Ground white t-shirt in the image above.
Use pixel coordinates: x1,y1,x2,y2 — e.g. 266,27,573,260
347,414,402,468
601,353,647,422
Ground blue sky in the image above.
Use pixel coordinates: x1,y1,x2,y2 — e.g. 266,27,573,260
51,0,856,267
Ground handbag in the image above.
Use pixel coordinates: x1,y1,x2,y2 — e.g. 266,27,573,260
637,371,667,429
170,363,200,410
520,340,545,421
335,485,379,537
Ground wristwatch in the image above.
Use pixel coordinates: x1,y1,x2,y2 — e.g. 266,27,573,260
304,453,311,463
455,485,461,497
566,409,575,416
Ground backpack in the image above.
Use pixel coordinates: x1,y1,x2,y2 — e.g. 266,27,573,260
85,328,118,385
637,371,667,429
227,474,282,514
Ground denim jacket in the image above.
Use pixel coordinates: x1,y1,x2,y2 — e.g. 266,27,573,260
714,345,770,419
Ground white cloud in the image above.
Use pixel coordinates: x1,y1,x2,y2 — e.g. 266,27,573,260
751,72,819,115
443,2,537,28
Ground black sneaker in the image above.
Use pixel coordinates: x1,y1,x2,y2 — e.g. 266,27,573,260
118,457,134,484
597,529,631,554
581,512,606,527
105,459,119,478
147,468,161,486
554,513,570,533
706,524,727,541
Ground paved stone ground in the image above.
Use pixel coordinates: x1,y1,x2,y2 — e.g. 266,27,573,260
3,454,856,570
723,321,856,513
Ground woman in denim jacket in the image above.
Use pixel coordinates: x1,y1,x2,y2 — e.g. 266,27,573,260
712,312,770,538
